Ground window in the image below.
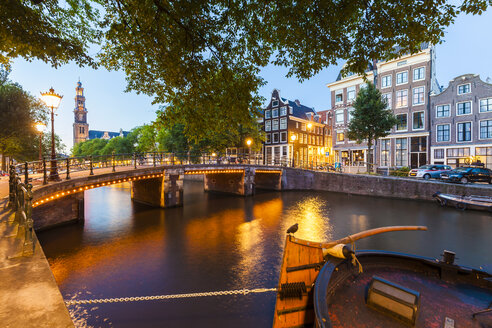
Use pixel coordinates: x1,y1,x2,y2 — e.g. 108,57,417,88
79,127,85,134
436,104,450,117
457,101,471,115
434,149,444,159
280,132,287,142
335,90,343,103
280,106,287,116
265,120,271,131
396,71,408,85
272,108,279,118
396,90,408,107
337,132,344,142
289,106,293,114
273,132,279,143
347,108,354,122
457,83,471,95
381,75,392,88
303,134,307,144
413,67,425,81
265,110,271,119
480,98,492,112
382,93,392,109
266,134,271,143
381,139,390,166
395,138,408,167
280,118,287,129
413,112,424,130
272,119,279,130
272,100,279,107
347,86,356,101
396,114,407,131
282,146,288,156
301,123,306,131
335,109,344,124
457,122,471,142
480,120,492,139
412,87,425,105
436,124,450,142
447,148,470,157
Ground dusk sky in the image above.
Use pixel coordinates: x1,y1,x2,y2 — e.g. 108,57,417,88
8,9,492,151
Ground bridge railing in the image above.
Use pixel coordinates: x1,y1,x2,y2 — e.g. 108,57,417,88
7,165,35,257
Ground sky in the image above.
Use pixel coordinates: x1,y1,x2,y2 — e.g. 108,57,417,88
8,9,492,151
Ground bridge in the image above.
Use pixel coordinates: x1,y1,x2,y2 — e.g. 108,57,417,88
9,152,293,231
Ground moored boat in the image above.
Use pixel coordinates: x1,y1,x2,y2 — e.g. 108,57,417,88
433,191,492,211
273,226,492,328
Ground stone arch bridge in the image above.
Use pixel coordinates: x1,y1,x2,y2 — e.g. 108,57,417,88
30,164,286,230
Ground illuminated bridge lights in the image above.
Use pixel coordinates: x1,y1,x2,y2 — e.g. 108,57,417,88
32,173,164,208
255,170,283,174
185,169,245,175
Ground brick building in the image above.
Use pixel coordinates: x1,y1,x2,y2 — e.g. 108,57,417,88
263,89,332,167
430,74,492,168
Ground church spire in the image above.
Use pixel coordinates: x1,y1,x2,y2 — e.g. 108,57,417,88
73,80,89,145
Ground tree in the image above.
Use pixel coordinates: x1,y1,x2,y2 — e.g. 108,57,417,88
347,82,397,173
0,71,49,169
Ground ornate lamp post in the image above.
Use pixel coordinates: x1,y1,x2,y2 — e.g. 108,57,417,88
40,88,63,181
34,122,46,161
245,138,253,164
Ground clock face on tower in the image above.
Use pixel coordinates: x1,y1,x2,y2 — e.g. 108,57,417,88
78,113,84,121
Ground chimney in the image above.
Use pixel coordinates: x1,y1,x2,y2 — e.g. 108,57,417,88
314,115,320,123
295,99,301,106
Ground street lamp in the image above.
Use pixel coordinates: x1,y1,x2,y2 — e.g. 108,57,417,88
245,138,253,164
34,122,46,161
40,87,63,181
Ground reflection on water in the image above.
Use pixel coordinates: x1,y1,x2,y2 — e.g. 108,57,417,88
37,181,492,327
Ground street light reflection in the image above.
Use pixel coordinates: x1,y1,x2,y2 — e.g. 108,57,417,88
284,196,331,242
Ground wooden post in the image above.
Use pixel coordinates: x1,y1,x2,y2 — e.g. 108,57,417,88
24,162,28,184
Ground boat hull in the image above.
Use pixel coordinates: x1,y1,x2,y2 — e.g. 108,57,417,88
433,191,492,212
314,251,492,328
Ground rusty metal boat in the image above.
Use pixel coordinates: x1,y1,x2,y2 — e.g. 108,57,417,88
272,226,492,328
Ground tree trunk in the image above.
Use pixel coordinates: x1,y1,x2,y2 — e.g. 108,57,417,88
367,140,372,174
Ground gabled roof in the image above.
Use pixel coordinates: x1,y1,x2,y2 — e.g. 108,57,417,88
280,97,316,120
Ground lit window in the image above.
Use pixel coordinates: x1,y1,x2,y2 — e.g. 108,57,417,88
396,90,408,107
395,138,408,166
380,139,390,166
337,132,344,142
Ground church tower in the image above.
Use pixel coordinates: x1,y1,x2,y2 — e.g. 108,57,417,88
73,81,89,145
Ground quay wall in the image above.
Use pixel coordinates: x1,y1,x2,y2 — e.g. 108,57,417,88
281,168,491,201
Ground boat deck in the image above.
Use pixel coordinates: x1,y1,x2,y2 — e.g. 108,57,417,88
326,263,492,327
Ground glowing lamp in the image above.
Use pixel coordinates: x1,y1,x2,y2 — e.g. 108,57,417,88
40,88,63,109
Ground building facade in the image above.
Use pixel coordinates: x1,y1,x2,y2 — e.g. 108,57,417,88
73,81,89,145
430,74,492,168
325,44,441,169
263,89,332,167
325,67,375,166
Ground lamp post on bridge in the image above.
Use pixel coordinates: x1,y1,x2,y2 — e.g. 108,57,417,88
35,122,46,162
40,87,63,181
245,138,253,164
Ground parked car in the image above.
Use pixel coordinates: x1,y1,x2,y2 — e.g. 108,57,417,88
408,164,452,180
440,167,492,184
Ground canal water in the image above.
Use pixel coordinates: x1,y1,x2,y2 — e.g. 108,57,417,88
38,180,492,327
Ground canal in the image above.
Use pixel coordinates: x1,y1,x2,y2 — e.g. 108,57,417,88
37,180,492,327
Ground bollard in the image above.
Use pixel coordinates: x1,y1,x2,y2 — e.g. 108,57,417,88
66,158,71,180
43,158,47,184
89,156,94,175
23,184,34,256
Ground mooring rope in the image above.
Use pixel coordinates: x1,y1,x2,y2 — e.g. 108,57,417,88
65,287,278,305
